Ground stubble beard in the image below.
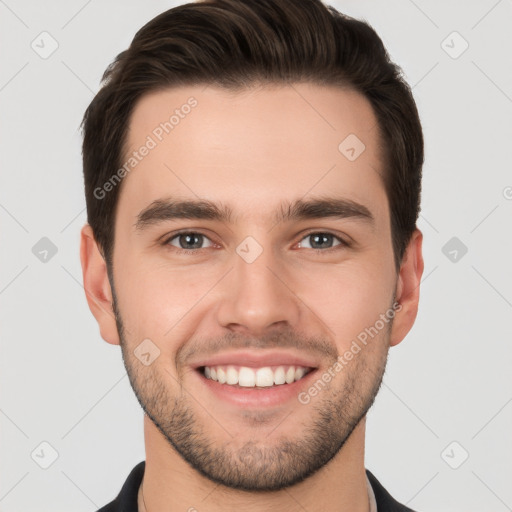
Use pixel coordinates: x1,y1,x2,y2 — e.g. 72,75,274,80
113,296,391,491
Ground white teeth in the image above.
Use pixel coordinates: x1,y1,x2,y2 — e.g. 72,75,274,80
203,365,311,387
226,366,238,385
295,367,306,381
256,367,274,387
273,366,286,385
217,367,226,384
239,367,256,387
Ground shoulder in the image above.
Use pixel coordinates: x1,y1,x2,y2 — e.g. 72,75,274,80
96,461,146,512
366,469,418,512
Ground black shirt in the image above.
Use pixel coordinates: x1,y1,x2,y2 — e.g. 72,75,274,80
97,461,416,512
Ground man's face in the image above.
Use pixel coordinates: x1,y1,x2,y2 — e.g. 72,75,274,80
108,84,402,490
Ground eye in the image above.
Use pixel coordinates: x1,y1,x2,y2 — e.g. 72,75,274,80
165,232,215,252
161,230,349,255
297,232,347,251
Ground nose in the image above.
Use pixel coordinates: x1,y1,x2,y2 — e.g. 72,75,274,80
215,242,301,336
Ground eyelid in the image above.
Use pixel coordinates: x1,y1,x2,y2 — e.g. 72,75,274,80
161,229,351,253
163,229,218,249
295,230,350,249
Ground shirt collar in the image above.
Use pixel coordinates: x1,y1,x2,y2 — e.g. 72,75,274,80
367,473,378,512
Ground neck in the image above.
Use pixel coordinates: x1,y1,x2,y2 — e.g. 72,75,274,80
139,415,371,512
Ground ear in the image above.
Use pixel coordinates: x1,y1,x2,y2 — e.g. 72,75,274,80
389,228,424,347
80,224,120,345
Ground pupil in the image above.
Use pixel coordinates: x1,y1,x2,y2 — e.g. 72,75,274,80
177,234,333,250
181,233,202,249
311,234,331,249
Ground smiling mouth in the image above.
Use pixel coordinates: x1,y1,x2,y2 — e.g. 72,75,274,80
199,364,315,388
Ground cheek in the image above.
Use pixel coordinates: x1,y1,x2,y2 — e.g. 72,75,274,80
114,257,216,339
294,258,394,346
113,236,396,349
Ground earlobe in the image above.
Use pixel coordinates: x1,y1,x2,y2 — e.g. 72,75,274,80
80,224,121,345
389,229,424,347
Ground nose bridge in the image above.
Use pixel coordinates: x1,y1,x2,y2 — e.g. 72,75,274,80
235,239,278,292
215,235,300,333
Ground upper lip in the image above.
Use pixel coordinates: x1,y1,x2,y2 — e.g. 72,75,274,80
191,350,320,370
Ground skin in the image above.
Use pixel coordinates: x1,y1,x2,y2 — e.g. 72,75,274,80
80,83,424,511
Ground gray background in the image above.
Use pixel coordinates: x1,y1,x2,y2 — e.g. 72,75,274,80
1,1,511,511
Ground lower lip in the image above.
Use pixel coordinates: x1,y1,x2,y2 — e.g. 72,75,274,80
195,368,318,409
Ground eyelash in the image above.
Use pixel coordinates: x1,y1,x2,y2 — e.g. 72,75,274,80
161,230,350,255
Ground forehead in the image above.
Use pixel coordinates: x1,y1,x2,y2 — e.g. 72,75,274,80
119,83,387,226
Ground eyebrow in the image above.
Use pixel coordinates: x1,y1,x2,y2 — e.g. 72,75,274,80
134,196,375,231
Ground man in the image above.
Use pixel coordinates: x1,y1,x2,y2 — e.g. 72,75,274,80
80,0,424,510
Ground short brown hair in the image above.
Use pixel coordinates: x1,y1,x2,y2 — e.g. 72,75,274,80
81,0,423,272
